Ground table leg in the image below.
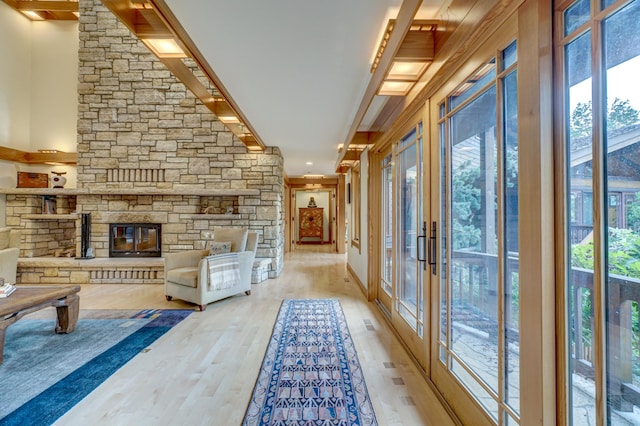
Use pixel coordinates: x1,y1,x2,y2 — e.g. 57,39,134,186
0,316,18,365
0,324,6,365
55,293,80,334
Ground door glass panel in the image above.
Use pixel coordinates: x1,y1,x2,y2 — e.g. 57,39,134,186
439,117,448,362
566,29,594,426
450,84,499,393
397,128,423,335
382,154,393,296
451,357,499,421
604,2,640,422
503,70,520,412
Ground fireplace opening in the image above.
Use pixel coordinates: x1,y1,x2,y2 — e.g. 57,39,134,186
109,223,161,258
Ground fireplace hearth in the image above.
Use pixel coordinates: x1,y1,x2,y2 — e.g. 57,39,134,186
109,223,161,258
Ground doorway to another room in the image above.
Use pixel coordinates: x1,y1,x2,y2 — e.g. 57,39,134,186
293,189,334,246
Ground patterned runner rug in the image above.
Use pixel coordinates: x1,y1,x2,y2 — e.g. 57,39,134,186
243,299,377,426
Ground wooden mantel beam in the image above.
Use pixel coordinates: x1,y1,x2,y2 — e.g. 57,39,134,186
0,146,77,165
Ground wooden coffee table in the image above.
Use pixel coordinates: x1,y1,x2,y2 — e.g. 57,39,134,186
0,285,81,365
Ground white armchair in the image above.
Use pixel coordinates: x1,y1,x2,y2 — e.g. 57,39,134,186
0,228,21,284
164,228,258,311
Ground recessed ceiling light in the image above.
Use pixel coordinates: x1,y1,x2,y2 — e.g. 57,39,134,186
142,38,187,58
305,161,313,165
21,10,45,20
378,81,413,96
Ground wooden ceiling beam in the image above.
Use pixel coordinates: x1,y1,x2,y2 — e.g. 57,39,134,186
396,31,435,62
150,0,266,151
136,9,172,36
14,1,77,12
335,0,422,172
351,131,378,145
342,150,363,162
160,58,212,102
102,0,266,152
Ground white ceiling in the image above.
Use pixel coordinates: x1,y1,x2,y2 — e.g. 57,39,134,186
164,0,444,178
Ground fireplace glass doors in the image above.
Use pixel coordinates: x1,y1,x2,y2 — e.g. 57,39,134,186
109,223,161,257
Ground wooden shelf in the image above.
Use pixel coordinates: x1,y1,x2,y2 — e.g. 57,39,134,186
0,187,260,196
22,213,79,220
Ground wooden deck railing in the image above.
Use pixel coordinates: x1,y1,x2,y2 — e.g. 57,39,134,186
450,252,640,411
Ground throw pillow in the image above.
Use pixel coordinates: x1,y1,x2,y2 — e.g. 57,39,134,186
208,241,232,256
213,227,248,252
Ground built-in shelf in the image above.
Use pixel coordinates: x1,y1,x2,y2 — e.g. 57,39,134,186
22,213,80,220
0,187,260,196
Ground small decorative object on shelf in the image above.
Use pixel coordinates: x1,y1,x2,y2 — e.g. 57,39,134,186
42,195,57,214
51,171,67,188
308,196,317,207
17,171,48,188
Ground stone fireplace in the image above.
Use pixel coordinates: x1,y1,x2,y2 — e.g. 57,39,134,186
6,0,285,285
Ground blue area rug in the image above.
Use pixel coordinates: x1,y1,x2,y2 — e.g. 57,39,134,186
0,309,191,426
243,299,377,426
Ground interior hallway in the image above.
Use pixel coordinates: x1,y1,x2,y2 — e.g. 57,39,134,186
47,244,457,425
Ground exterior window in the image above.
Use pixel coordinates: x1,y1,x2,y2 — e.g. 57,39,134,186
560,0,640,423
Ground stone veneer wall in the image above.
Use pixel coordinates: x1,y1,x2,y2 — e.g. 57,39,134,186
72,0,284,277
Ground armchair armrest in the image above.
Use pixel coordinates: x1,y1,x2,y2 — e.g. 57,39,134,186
164,249,208,271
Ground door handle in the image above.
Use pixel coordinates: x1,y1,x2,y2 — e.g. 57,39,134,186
428,221,437,275
416,221,427,271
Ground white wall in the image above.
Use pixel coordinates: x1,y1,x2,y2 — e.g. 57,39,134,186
295,190,331,242
30,20,78,154
0,2,32,150
347,147,369,289
0,5,78,227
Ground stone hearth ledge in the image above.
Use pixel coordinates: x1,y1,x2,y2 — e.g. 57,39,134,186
18,257,164,268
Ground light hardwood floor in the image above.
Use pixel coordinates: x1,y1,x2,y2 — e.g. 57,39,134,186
51,244,457,426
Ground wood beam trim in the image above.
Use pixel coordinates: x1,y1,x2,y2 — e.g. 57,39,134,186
287,178,339,186
0,146,27,163
335,0,422,172
25,152,78,164
101,0,145,37
149,0,266,151
351,131,379,145
0,146,77,164
159,57,213,102
14,1,78,12
396,31,435,61
136,9,172,37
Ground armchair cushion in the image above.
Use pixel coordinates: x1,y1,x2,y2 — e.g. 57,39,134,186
166,266,199,288
212,227,248,252
208,241,232,256
0,228,10,250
